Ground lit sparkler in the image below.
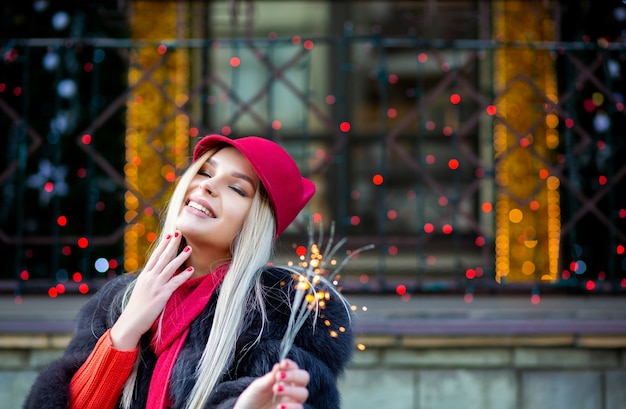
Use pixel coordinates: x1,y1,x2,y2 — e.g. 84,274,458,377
278,219,374,362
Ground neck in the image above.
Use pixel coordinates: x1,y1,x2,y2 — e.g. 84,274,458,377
186,252,230,278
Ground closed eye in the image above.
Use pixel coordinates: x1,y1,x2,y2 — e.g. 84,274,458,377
230,186,247,196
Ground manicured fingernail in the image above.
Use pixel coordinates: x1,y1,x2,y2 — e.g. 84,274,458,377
279,405,286,409
186,266,193,272
277,385,284,392
174,232,180,238
279,372,286,379
184,246,191,252
165,234,171,240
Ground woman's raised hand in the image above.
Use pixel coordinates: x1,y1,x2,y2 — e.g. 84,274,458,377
234,359,310,409
110,231,194,350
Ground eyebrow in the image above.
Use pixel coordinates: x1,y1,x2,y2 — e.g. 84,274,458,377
207,157,256,188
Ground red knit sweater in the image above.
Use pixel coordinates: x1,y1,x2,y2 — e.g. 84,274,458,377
69,328,138,409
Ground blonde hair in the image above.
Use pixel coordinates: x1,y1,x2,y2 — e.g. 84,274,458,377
118,147,276,409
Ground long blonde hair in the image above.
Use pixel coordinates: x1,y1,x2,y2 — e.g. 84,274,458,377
118,147,275,409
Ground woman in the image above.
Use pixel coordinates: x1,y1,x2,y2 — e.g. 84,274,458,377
24,134,353,409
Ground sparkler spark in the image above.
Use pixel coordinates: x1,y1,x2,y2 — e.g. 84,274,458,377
277,219,374,363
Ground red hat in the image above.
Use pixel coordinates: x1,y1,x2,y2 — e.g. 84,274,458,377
193,134,315,237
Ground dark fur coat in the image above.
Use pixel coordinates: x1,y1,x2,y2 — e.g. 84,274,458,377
23,267,354,409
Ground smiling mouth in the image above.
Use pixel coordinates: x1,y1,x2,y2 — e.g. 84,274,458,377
186,200,215,217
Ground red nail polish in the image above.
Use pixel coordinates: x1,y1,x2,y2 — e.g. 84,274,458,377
165,234,171,240
184,246,191,252
280,405,287,409
280,372,286,379
174,232,179,238
186,266,193,272
277,385,284,393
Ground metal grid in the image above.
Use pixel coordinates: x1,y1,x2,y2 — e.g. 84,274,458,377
1,1,625,297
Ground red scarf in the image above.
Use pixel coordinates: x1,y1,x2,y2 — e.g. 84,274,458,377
147,265,228,408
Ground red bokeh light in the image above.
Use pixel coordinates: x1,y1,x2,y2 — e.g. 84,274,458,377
77,237,89,249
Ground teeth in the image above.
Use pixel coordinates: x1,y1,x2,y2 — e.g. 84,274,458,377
188,201,214,217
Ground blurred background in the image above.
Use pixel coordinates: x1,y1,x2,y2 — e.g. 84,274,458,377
1,1,625,408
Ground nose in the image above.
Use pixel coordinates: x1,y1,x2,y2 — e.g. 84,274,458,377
199,176,218,196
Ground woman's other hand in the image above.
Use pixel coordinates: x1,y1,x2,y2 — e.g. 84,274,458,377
234,359,310,409
110,231,194,350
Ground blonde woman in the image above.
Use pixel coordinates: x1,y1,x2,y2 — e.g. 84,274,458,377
24,135,353,409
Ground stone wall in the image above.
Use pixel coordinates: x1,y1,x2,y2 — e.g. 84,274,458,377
3,332,625,409
341,340,626,409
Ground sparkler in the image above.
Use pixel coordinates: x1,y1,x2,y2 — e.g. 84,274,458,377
277,219,374,363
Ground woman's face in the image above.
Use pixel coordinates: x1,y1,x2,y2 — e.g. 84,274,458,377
177,146,259,261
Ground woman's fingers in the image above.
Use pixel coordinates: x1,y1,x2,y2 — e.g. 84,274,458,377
273,360,310,405
276,360,310,386
273,381,309,404
143,231,177,272
145,231,185,277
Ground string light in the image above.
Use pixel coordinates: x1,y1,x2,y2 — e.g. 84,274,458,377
493,0,560,283
125,1,189,270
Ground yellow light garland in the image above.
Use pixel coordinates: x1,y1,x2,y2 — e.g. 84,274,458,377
493,0,561,282
125,1,190,271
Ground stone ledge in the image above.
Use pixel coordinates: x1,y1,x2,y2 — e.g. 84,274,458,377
355,334,626,349
0,334,72,349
